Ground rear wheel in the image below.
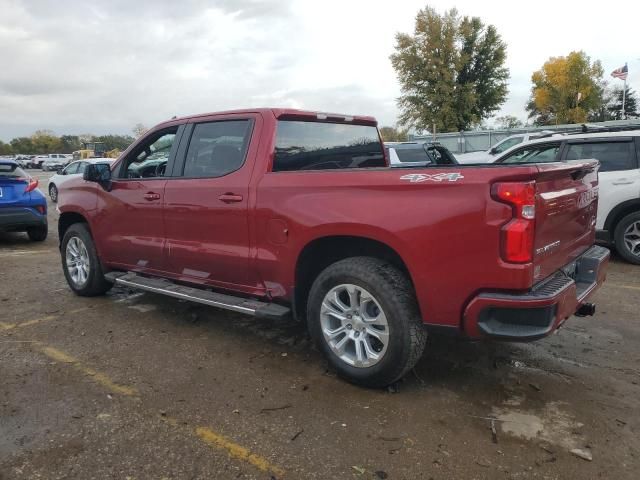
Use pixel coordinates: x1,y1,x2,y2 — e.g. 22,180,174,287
49,184,58,202
61,223,112,296
27,226,48,242
614,211,640,265
307,257,427,388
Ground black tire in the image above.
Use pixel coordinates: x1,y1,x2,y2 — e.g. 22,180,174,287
307,257,427,388
27,226,48,242
614,211,640,265
49,184,58,203
61,223,112,296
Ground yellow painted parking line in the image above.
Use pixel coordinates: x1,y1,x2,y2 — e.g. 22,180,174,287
0,315,57,331
0,250,50,257
196,426,285,477
37,345,139,397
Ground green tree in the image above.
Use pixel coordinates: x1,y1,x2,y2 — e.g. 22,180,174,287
494,115,523,129
0,141,13,155
10,137,35,154
608,86,638,120
391,7,509,132
379,126,409,142
60,135,83,153
94,134,136,151
31,130,63,154
526,51,604,125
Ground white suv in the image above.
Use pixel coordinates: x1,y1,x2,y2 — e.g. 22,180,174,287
456,131,557,164
493,129,640,264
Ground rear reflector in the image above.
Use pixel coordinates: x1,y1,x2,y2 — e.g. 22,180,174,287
493,182,536,263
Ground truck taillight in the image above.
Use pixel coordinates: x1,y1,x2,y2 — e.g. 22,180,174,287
493,182,536,263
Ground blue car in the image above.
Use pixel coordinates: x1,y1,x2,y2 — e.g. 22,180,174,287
0,160,48,241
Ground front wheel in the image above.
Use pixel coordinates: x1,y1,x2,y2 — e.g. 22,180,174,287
614,211,640,265
61,223,112,296
49,184,58,203
307,257,427,388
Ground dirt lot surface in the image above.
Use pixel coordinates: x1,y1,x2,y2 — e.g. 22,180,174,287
1,171,639,479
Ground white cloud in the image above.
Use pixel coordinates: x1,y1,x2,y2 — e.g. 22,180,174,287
0,0,637,140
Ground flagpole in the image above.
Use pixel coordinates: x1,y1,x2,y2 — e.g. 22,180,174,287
622,77,626,120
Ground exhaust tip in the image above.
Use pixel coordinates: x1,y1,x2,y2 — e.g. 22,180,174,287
576,303,596,317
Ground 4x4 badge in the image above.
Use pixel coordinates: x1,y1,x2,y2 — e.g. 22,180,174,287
400,172,464,183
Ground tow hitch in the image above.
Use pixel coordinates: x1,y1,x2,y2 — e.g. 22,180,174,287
575,302,596,317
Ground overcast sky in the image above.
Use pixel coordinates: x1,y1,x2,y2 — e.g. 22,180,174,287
1,0,637,140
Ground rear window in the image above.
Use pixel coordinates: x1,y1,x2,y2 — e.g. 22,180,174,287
0,163,26,178
394,146,430,163
273,121,384,172
565,141,634,172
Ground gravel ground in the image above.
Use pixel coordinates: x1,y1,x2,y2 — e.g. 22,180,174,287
1,171,639,479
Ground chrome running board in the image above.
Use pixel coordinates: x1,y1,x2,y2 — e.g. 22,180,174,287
105,272,290,320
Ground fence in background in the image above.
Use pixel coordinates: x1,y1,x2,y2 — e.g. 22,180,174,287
410,119,640,153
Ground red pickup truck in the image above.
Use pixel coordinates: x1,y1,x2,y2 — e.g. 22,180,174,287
57,108,609,387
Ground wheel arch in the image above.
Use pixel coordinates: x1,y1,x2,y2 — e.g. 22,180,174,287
58,211,91,248
293,235,419,323
604,199,640,239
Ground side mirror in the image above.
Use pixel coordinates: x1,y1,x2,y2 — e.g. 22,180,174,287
83,163,112,190
489,147,498,155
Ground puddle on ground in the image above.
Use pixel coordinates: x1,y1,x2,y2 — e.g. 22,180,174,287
492,401,584,451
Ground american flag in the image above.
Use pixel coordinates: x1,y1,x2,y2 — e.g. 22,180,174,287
611,64,628,80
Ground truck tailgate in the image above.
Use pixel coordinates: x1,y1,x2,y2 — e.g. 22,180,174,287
533,160,599,282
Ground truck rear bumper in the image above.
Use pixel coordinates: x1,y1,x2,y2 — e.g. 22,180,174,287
463,245,610,341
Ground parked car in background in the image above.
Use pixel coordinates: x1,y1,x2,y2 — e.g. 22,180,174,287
385,141,458,167
47,158,114,202
56,108,608,387
456,131,558,164
42,155,72,172
0,159,47,241
492,129,640,264
27,154,70,169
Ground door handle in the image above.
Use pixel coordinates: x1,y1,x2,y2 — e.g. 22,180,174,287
143,192,161,201
612,179,634,185
218,193,243,203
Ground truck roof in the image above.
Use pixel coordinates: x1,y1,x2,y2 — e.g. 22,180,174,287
158,108,378,128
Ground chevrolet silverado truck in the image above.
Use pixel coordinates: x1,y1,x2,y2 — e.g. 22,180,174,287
57,108,609,387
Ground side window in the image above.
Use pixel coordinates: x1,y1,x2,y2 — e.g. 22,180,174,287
500,144,560,164
182,120,252,178
493,137,523,154
565,141,634,172
120,129,178,179
77,162,88,175
273,121,385,171
64,162,80,175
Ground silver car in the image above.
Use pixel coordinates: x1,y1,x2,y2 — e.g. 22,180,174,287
47,158,113,202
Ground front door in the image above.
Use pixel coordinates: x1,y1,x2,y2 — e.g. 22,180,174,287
94,126,183,273
163,115,259,290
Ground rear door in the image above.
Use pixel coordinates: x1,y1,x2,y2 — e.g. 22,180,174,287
561,137,640,230
163,114,260,289
533,161,600,281
94,126,183,272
